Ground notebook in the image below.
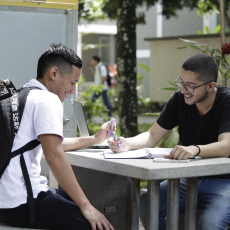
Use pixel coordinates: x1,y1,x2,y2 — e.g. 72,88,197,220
104,147,173,159
72,100,109,149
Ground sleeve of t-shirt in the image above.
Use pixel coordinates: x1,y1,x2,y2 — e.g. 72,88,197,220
218,100,230,136
100,65,107,78
157,92,179,130
33,94,64,141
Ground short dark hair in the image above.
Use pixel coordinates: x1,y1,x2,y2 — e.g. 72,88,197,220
92,55,101,63
182,54,218,83
37,43,82,79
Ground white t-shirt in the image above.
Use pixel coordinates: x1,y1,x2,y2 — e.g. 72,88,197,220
0,79,63,208
94,62,108,89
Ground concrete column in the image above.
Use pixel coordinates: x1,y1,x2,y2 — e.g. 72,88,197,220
166,179,180,230
184,177,198,230
156,0,163,38
127,178,140,230
146,180,161,230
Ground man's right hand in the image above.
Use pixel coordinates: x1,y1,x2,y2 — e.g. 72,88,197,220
81,203,114,230
108,136,128,153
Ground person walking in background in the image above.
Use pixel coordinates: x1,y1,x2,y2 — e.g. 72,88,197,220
89,55,112,117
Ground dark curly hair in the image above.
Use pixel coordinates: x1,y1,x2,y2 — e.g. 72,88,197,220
182,54,218,83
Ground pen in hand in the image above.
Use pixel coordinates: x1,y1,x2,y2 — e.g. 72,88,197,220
112,132,121,149
107,118,115,138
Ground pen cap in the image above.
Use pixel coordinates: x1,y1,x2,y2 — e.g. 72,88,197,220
107,118,115,138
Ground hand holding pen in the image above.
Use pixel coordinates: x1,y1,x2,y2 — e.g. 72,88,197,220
108,135,128,153
107,118,120,149
112,132,121,149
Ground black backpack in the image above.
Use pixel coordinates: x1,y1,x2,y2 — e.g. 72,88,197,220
0,79,40,225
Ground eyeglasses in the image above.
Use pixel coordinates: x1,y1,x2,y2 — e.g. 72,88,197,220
174,76,211,94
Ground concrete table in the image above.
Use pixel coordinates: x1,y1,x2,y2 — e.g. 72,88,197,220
50,150,230,230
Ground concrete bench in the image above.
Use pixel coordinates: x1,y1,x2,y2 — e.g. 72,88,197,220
0,222,44,230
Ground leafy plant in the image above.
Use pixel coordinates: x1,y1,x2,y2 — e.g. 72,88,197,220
197,24,220,35
197,0,218,17
137,63,150,72
195,0,230,28
197,25,230,35
158,81,178,98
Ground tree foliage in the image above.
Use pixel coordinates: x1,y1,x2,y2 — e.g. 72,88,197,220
196,0,230,27
79,0,230,27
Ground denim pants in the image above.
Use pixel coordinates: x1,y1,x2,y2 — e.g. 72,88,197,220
92,90,112,117
0,188,91,230
140,178,230,230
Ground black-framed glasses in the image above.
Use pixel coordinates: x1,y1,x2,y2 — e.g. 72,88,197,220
174,76,211,94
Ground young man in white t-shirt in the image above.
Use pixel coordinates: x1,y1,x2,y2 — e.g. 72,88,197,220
0,44,115,230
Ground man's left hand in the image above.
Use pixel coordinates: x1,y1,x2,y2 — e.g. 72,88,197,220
164,145,199,160
94,121,116,144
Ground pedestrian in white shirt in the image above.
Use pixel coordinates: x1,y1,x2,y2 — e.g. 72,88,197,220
89,55,112,117
0,44,115,230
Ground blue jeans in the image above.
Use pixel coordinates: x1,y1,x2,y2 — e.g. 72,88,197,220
0,189,91,229
92,90,112,117
140,178,230,230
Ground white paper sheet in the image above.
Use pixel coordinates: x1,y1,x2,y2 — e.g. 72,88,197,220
104,148,149,159
104,147,173,159
146,148,173,158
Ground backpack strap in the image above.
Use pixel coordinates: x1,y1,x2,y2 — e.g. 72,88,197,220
11,139,40,158
11,86,41,226
10,93,20,136
0,97,14,141
99,64,105,77
14,86,41,136
0,79,17,96
20,153,36,225
99,65,110,86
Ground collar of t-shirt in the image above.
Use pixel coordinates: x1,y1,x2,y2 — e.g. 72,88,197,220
23,79,48,91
